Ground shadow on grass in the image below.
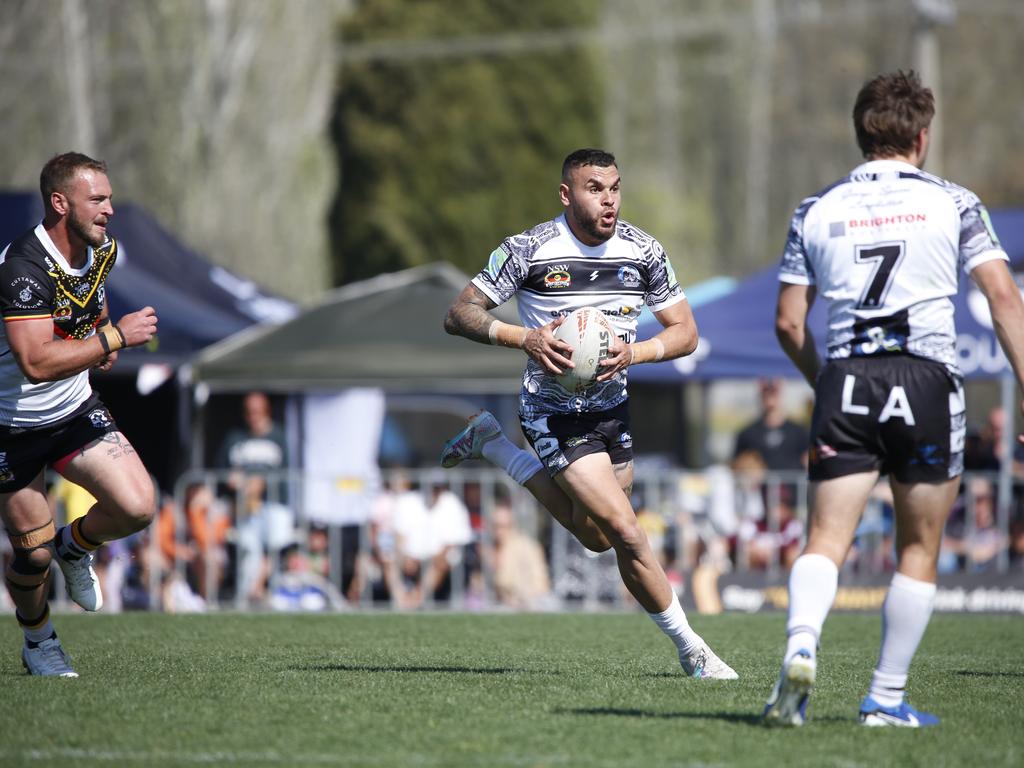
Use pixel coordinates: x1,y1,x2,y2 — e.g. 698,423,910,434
557,706,848,726
955,670,1024,679
291,663,524,675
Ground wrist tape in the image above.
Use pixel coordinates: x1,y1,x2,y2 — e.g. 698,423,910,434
97,322,127,354
488,320,528,349
631,337,666,364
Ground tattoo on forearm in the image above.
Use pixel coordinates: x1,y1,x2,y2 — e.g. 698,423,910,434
444,285,498,344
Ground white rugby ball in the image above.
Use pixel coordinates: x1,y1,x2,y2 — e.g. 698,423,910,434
553,307,614,394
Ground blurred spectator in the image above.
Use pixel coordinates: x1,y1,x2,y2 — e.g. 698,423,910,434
941,476,1007,573
487,502,553,610
268,543,346,612
366,474,410,607
732,378,808,471
393,480,473,609
737,484,804,571
156,484,230,601
964,405,1024,473
216,391,294,604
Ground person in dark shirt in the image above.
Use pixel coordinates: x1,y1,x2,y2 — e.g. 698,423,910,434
733,378,808,471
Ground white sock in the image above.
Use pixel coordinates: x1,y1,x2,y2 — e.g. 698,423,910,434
869,571,936,707
785,553,838,664
648,592,702,657
481,435,543,485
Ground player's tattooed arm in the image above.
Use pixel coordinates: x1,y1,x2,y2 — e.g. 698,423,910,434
443,283,501,344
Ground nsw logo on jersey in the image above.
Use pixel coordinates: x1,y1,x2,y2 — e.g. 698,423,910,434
544,265,572,289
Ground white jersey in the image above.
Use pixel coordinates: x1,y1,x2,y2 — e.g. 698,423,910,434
778,159,1008,376
472,213,685,417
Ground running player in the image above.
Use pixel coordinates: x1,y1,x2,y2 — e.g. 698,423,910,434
763,71,1024,726
1,152,159,676
440,148,736,679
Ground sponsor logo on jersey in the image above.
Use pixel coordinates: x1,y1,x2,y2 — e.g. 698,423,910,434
10,276,45,309
544,265,572,289
617,265,641,288
619,431,633,449
564,436,588,449
829,221,846,238
848,213,927,229
589,270,600,281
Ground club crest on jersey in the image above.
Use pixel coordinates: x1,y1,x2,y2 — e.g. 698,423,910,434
88,409,112,428
544,265,572,289
10,276,45,309
617,265,641,288
0,453,11,483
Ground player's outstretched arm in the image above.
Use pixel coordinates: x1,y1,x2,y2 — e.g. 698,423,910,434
775,282,820,387
971,260,1024,438
7,305,158,383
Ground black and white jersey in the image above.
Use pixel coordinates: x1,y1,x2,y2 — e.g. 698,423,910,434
0,224,117,426
472,213,686,417
779,159,1008,375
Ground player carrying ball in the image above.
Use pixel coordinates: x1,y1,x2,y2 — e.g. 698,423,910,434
441,148,736,680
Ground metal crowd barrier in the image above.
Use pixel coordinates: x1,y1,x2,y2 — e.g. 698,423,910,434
6,467,1014,614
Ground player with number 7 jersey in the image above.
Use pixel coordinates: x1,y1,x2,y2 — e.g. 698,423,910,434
765,70,1024,729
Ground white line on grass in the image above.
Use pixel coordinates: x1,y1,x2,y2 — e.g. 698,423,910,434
3,747,734,768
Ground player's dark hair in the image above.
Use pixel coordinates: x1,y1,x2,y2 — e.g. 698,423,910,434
40,152,108,206
562,148,617,182
853,70,934,159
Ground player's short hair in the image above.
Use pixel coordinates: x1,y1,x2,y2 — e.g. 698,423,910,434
40,152,108,205
852,70,934,159
561,148,617,183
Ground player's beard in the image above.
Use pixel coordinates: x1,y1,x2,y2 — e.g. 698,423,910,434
67,204,106,248
578,209,617,244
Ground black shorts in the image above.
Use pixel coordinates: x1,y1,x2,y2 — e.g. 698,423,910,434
0,394,119,493
520,402,633,476
809,356,964,483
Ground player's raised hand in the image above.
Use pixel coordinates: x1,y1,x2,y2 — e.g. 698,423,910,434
116,306,158,347
524,316,574,375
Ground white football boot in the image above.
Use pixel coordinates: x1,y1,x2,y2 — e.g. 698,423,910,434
55,549,103,612
440,411,502,468
763,649,815,726
22,636,78,678
680,643,738,680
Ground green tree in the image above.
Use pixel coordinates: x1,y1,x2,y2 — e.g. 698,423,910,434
331,0,604,284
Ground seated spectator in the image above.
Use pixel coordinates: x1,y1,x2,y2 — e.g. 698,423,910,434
156,484,231,602
268,543,347,612
488,503,553,611
942,476,1006,572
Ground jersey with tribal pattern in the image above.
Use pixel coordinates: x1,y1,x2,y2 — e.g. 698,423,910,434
472,213,686,419
0,224,118,426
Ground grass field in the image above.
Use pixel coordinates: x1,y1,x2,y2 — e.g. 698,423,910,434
1,611,1021,768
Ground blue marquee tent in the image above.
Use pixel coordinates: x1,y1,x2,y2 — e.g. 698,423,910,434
632,208,1024,382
